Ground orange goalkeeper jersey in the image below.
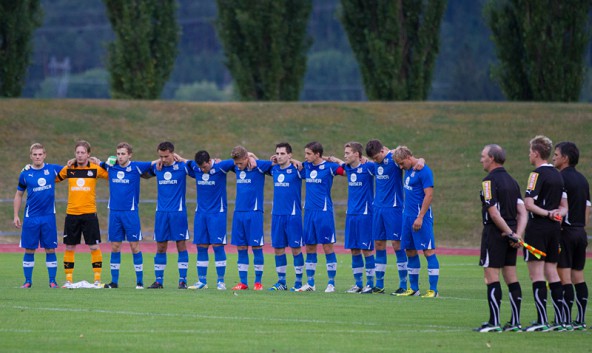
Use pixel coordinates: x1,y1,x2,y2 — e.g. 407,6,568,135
58,162,108,215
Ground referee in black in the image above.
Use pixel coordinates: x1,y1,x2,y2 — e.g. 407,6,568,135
523,135,569,332
553,141,589,330
474,144,527,333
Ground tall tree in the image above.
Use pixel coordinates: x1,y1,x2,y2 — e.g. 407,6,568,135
340,0,447,100
485,0,592,101
0,0,43,97
216,0,312,101
103,0,179,99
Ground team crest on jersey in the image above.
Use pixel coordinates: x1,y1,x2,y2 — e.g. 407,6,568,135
527,172,539,191
411,171,415,178
287,169,292,174
210,169,216,174
482,181,492,200
357,167,362,173
38,178,47,187
87,170,94,177
319,164,325,170
44,169,49,175
384,158,389,165
126,166,132,172
173,164,179,170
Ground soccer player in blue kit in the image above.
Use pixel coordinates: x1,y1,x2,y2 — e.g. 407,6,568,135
186,150,235,291
394,146,440,298
146,142,191,289
297,141,340,293
230,146,273,291
99,142,154,289
328,142,376,294
13,143,62,288
268,142,305,291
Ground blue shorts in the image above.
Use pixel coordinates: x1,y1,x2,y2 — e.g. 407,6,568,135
372,207,402,241
154,211,189,242
401,214,436,251
303,210,336,245
108,210,142,243
194,212,227,245
20,214,58,249
231,211,264,247
271,214,303,249
345,213,374,250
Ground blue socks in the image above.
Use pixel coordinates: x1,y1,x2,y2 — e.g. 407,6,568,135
351,254,364,288
364,254,375,288
197,247,209,284
326,253,337,286
395,249,408,290
293,252,304,287
213,246,226,284
275,254,287,285
154,253,167,284
375,249,387,289
133,251,143,285
426,254,439,292
408,254,420,291
110,251,121,284
23,253,34,283
46,252,57,284
237,249,249,285
305,253,318,286
253,248,264,284
178,250,188,283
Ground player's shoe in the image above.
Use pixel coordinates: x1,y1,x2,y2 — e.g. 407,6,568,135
269,283,288,291
62,281,73,289
104,282,118,289
473,322,502,333
563,324,574,331
346,285,362,293
253,282,264,291
392,287,407,295
371,287,385,294
421,290,439,298
232,283,249,290
136,283,144,289
216,282,227,291
178,281,188,289
324,284,335,293
93,281,104,288
360,285,374,294
547,322,566,332
20,282,32,288
523,322,551,332
572,321,587,331
49,281,59,289
296,283,316,292
290,283,303,292
502,322,523,332
188,282,208,290
396,288,420,296
147,281,163,289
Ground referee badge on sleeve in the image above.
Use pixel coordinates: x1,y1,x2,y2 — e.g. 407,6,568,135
482,181,492,201
526,172,539,191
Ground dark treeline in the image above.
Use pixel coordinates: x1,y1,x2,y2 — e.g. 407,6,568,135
22,0,592,101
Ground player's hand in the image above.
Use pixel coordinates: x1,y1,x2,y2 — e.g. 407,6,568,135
91,156,103,165
20,164,32,172
413,158,426,171
66,158,76,167
412,217,423,231
13,216,22,228
156,160,163,171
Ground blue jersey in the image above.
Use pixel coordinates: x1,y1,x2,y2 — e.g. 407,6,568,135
370,151,404,208
149,161,189,212
303,160,340,211
102,161,152,211
234,160,273,212
188,159,234,214
343,163,374,215
271,163,303,216
16,163,62,217
402,164,434,217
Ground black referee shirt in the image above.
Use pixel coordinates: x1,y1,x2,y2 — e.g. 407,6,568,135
561,166,591,227
525,164,564,223
481,167,522,226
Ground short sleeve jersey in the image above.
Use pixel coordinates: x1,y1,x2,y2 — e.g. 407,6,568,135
524,164,564,222
271,163,303,216
402,164,434,218
148,161,189,212
370,151,404,208
343,163,374,215
560,166,591,227
303,160,340,211
188,159,235,214
480,167,522,226
58,162,109,215
234,160,273,212
17,163,62,217
102,161,152,211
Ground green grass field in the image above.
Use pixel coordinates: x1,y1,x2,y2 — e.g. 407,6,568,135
0,252,589,353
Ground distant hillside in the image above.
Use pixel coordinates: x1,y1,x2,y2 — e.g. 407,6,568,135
1,99,590,246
